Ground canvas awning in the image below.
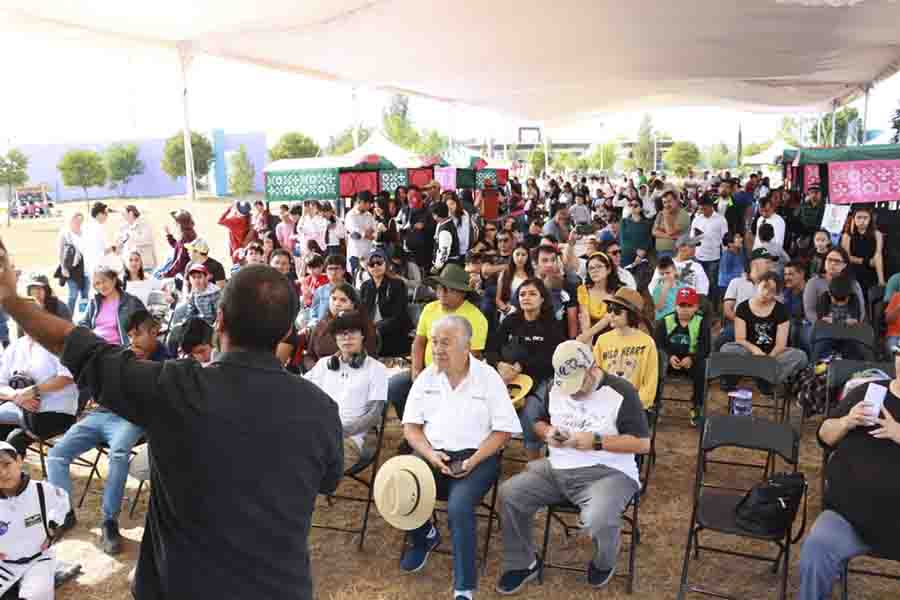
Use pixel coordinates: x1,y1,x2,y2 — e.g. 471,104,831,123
782,144,900,165
6,1,900,122
742,140,796,166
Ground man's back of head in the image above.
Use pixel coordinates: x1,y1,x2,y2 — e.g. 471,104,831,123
219,265,295,353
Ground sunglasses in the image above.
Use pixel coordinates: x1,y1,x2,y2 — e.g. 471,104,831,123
609,304,627,316
607,249,620,256
368,259,385,267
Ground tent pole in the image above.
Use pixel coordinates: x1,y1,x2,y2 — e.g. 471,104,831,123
830,101,837,147
352,86,360,149
862,84,871,144
177,41,197,203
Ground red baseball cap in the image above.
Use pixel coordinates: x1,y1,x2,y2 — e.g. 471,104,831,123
676,287,699,307
187,263,210,276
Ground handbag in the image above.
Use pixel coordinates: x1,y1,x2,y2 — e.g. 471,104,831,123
735,472,806,536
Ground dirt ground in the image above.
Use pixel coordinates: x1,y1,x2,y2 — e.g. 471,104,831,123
2,198,899,599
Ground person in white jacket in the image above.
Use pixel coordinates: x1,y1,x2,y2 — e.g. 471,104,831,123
116,205,157,271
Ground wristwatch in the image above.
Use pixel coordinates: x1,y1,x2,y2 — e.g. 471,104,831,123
592,434,604,451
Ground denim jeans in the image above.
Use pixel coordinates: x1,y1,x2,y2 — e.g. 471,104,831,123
388,370,413,420
408,452,499,593
517,380,549,451
719,343,808,383
798,510,871,600
698,259,720,307
66,275,90,316
47,411,144,522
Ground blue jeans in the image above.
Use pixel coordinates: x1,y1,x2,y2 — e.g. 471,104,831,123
388,371,413,420
408,452,499,592
887,336,900,356
47,411,144,522
66,275,89,315
698,259,720,307
713,322,735,352
799,510,871,600
518,380,549,451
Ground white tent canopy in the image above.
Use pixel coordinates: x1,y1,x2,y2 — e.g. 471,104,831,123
265,131,422,172
742,139,796,166
6,0,900,122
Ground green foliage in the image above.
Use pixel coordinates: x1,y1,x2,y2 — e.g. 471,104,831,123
229,145,256,198
633,114,654,171
893,103,900,144
161,131,214,180
269,132,320,161
0,149,29,225
58,150,107,201
742,140,773,160
663,141,701,177
415,130,449,156
553,151,577,171
381,94,449,156
776,117,801,147
105,144,144,196
529,147,547,176
704,142,734,170
588,141,619,171
325,127,371,155
807,107,860,147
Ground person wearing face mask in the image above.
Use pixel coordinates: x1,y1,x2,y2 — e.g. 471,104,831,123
721,271,807,385
495,340,649,594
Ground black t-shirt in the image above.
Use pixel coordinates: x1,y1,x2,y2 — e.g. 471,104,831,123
487,313,566,383
186,257,227,286
820,382,900,558
735,299,788,355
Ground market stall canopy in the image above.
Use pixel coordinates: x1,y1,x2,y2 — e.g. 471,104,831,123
265,131,421,173
742,139,796,166
7,0,900,121
782,144,900,165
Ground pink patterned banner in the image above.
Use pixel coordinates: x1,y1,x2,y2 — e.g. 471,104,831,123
434,167,458,191
804,164,820,193
828,159,900,204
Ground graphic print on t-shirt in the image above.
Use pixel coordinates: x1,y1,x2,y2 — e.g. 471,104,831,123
676,264,696,288
598,345,647,382
753,320,774,350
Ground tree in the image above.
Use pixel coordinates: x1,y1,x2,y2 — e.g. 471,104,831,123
229,145,256,198
633,114,655,172
414,130,449,156
105,143,144,197
529,147,547,176
58,149,107,207
554,151,577,171
161,131,214,181
892,103,900,144
704,142,734,170
663,141,701,177
325,127,371,155
742,140,773,161
808,107,860,147
269,132,320,161
776,117,801,147
588,141,619,172
736,124,743,167
0,149,29,226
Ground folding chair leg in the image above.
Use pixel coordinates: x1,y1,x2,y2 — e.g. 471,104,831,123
538,508,553,585
779,538,791,600
627,499,639,593
840,564,849,600
77,451,104,509
480,481,499,575
677,525,696,600
129,480,145,519
357,480,376,551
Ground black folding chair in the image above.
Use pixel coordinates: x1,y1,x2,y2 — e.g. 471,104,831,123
313,405,389,550
398,450,503,576
77,438,147,510
810,321,876,362
538,455,647,593
24,386,94,478
840,549,900,599
820,359,895,499
640,353,665,495
677,415,807,600
703,352,786,422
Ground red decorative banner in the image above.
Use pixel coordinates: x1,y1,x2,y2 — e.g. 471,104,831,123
828,159,900,204
804,164,820,193
339,171,378,198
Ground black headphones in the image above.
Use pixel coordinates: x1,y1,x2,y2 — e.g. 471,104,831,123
327,351,367,371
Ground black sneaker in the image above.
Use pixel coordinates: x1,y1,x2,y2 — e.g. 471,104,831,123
587,561,615,588
53,510,77,539
496,559,542,595
757,379,774,395
100,519,123,555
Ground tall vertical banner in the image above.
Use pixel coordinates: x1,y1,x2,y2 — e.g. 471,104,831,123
829,159,900,204
804,164,820,193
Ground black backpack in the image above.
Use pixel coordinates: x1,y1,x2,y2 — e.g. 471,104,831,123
735,472,806,536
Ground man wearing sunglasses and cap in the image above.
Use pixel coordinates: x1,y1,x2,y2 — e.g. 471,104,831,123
496,340,649,594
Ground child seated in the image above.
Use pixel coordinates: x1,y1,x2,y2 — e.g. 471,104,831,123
755,223,790,275
0,441,69,599
651,256,687,321
179,317,215,364
807,229,832,278
301,254,328,308
718,231,746,300
184,264,221,326
812,274,865,361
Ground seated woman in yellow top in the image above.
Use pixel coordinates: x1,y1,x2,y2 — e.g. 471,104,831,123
592,287,659,409
576,251,623,344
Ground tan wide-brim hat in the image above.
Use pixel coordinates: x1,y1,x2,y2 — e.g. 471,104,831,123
374,455,437,531
507,374,534,410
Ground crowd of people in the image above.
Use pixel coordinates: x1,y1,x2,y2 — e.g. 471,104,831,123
0,165,897,600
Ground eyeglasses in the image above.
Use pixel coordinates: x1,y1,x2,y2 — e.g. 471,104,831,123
607,249,620,256
335,330,362,339
609,304,626,316
368,260,385,267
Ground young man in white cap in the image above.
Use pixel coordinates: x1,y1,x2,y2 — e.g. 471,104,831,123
401,314,521,600
496,340,649,594
0,440,70,600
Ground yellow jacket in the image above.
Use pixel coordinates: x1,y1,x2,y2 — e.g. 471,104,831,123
593,329,659,409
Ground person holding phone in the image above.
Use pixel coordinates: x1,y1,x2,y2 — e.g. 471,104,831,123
799,345,900,600
401,315,521,600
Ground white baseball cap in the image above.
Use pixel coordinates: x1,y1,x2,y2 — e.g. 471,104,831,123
552,340,596,396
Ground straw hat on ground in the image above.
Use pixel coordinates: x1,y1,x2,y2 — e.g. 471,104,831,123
374,455,437,531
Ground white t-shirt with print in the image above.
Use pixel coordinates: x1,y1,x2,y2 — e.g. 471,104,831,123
344,210,376,261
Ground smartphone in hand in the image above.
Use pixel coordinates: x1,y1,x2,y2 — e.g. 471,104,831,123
552,429,570,443
448,460,466,475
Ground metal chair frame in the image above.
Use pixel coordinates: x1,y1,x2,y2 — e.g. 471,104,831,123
312,406,389,550
677,415,807,600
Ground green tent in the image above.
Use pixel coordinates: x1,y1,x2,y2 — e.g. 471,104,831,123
782,144,900,165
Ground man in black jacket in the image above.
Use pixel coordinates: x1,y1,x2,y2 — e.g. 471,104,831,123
0,252,343,600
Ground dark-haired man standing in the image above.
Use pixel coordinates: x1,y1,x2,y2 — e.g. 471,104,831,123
0,253,343,600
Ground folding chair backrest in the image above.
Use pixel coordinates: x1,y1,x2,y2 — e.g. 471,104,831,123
812,322,875,350
705,352,779,385
702,415,799,465
824,360,895,418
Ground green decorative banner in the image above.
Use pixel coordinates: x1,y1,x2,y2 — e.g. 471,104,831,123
476,169,497,189
380,169,408,191
265,169,340,201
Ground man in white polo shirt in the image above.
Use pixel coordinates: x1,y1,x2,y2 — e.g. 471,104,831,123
401,315,521,600
495,340,649,594
691,194,728,306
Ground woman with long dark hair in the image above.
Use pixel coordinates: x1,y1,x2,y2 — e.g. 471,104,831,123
24,273,71,320
841,206,884,291
803,246,866,324
360,250,411,357
304,283,377,370
486,278,565,459
576,252,623,343
495,243,534,316
123,250,145,283
446,193,474,257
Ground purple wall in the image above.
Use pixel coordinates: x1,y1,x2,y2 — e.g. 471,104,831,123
18,131,267,202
